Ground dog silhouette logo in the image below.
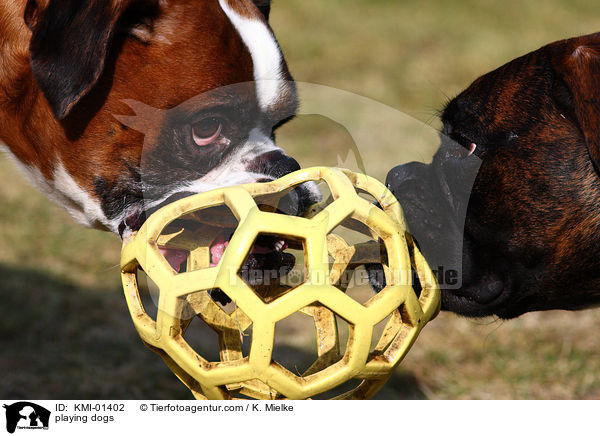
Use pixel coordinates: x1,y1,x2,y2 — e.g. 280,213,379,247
3,402,50,433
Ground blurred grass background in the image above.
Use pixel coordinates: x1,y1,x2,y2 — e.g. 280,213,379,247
2,0,600,399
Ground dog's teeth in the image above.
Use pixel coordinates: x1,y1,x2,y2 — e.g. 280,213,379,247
274,240,285,251
468,143,477,156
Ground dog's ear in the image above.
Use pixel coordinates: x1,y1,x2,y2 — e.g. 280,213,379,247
251,0,271,20
25,0,133,120
552,39,600,172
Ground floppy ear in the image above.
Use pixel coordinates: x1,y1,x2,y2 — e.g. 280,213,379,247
251,0,271,19
25,0,133,120
552,39,600,172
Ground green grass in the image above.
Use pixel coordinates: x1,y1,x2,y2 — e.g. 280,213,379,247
2,0,600,399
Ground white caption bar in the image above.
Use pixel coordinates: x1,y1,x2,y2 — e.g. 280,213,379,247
0,400,596,435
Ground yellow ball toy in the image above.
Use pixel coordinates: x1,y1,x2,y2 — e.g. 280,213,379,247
120,167,440,400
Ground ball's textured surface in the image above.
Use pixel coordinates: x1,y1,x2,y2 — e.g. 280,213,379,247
121,167,440,400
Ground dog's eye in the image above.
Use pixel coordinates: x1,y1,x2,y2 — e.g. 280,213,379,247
192,117,223,146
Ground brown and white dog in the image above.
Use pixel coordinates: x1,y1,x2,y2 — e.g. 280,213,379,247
385,32,600,319
0,0,317,259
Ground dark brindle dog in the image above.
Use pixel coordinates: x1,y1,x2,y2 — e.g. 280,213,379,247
385,32,600,319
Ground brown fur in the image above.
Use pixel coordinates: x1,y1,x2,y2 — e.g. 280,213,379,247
0,0,263,207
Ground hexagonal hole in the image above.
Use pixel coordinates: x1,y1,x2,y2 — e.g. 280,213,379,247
255,180,334,219
255,189,295,216
328,217,389,304
135,267,160,321
181,315,221,362
156,204,240,274
179,291,253,362
270,305,355,383
329,216,379,250
238,233,308,303
288,311,353,378
272,311,319,376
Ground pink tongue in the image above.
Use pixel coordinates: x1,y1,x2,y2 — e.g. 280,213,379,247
210,236,230,267
161,236,288,271
159,248,188,273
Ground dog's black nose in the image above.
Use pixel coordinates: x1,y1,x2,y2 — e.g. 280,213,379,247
248,150,301,179
273,155,301,178
385,162,428,195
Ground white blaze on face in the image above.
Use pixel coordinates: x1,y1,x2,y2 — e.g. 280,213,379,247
218,0,285,112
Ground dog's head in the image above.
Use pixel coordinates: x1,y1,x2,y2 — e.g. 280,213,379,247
386,32,600,318
1,0,317,240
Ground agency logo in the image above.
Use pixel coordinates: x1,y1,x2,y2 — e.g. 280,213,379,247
3,402,50,434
